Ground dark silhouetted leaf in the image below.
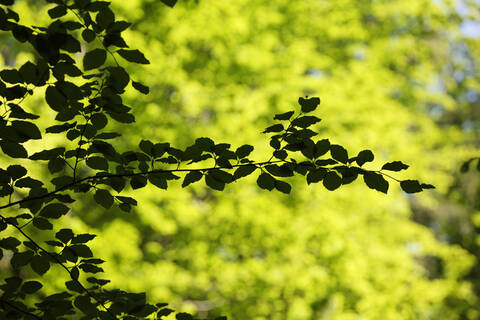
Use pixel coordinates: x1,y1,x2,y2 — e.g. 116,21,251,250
298,96,320,113
132,81,149,94
275,180,291,194
39,203,70,219
117,49,150,64
94,189,114,209
0,140,28,158
273,111,294,120
382,161,409,172
86,156,109,170
82,29,96,42
21,281,42,294
33,217,53,230
72,234,96,244
323,171,342,190
330,144,348,164
48,5,67,18
263,124,284,133
257,172,275,191
83,48,107,70
363,172,389,194
30,147,65,160
400,179,422,193
6,164,26,180
160,0,178,8
356,150,374,166
236,144,254,158
291,115,321,128
30,255,50,275
182,171,203,188
56,229,74,243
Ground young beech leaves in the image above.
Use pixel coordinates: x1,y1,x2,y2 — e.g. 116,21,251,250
0,0,437,315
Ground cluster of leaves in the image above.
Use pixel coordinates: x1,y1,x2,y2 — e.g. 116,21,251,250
0,0,432,319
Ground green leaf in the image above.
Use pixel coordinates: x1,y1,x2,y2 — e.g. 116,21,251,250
381,161,409,172
6,165,27,180
400,180,422,193
86,156,109,171
257,172,275,191
83,48,107,71
263,123,284,133
116,49,150,64
275,180,291,194
273,111,294,120
322,171,342,191
182,171,203,188
33,217,53,230
94,189,114,209
56,229,74,243
30,255,50,275
132,81,149,94
21,281,42,294
0,140,28,158
236,144,254,158
329,144,348,164
298,96,320,113
363,172,389,194
39,203,70,219
356,150,374,166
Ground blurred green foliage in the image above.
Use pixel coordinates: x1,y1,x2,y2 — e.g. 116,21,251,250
1,0,480,319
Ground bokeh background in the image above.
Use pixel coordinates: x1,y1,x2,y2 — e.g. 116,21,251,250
1,0,480,319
